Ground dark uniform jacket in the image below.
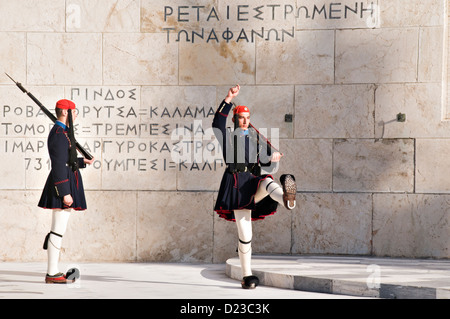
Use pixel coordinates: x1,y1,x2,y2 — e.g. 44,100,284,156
38,121,87,210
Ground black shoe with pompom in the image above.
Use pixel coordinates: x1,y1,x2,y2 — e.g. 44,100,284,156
241,275,259,289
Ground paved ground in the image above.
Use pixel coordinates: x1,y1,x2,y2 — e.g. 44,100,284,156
227,255,450,299
0,255,448,300
0,260,361,300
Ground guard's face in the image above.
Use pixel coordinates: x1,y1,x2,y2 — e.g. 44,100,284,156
236,112,250,130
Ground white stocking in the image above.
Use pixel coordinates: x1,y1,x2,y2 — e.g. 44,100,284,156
47,209,71,276
254,177,284,205
235,209,253,277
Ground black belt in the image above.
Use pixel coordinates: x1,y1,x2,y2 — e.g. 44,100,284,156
227,165,249,173
226,164,261,176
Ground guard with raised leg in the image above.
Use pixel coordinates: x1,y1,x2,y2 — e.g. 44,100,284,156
212,85,297,289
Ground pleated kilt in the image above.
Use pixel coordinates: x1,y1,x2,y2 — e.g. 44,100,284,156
214,170,278,222
38,168,87,211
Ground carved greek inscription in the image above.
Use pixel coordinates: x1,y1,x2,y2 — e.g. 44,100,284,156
0,87,222,178
159,1,379,43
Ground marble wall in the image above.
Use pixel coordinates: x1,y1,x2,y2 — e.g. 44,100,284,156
0,0,448,263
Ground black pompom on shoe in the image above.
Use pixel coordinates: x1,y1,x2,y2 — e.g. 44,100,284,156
66,268,80,282
241,275,259,289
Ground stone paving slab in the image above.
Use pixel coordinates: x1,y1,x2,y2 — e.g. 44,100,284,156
226,255,450,299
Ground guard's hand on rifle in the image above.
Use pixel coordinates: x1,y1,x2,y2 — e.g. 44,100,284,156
271,152,283,162
84,157,95,165
225,84,240,103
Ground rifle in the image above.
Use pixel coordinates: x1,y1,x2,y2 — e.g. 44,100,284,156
5,73,93,160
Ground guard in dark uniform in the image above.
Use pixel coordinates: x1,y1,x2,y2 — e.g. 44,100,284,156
212,85,297,289
38,99,94,283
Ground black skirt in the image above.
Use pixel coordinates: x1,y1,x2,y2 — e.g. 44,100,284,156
214,170,278,222
38,167,87,211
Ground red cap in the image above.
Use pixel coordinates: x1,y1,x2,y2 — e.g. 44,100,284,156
55,99,76,110
233,105,250,115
